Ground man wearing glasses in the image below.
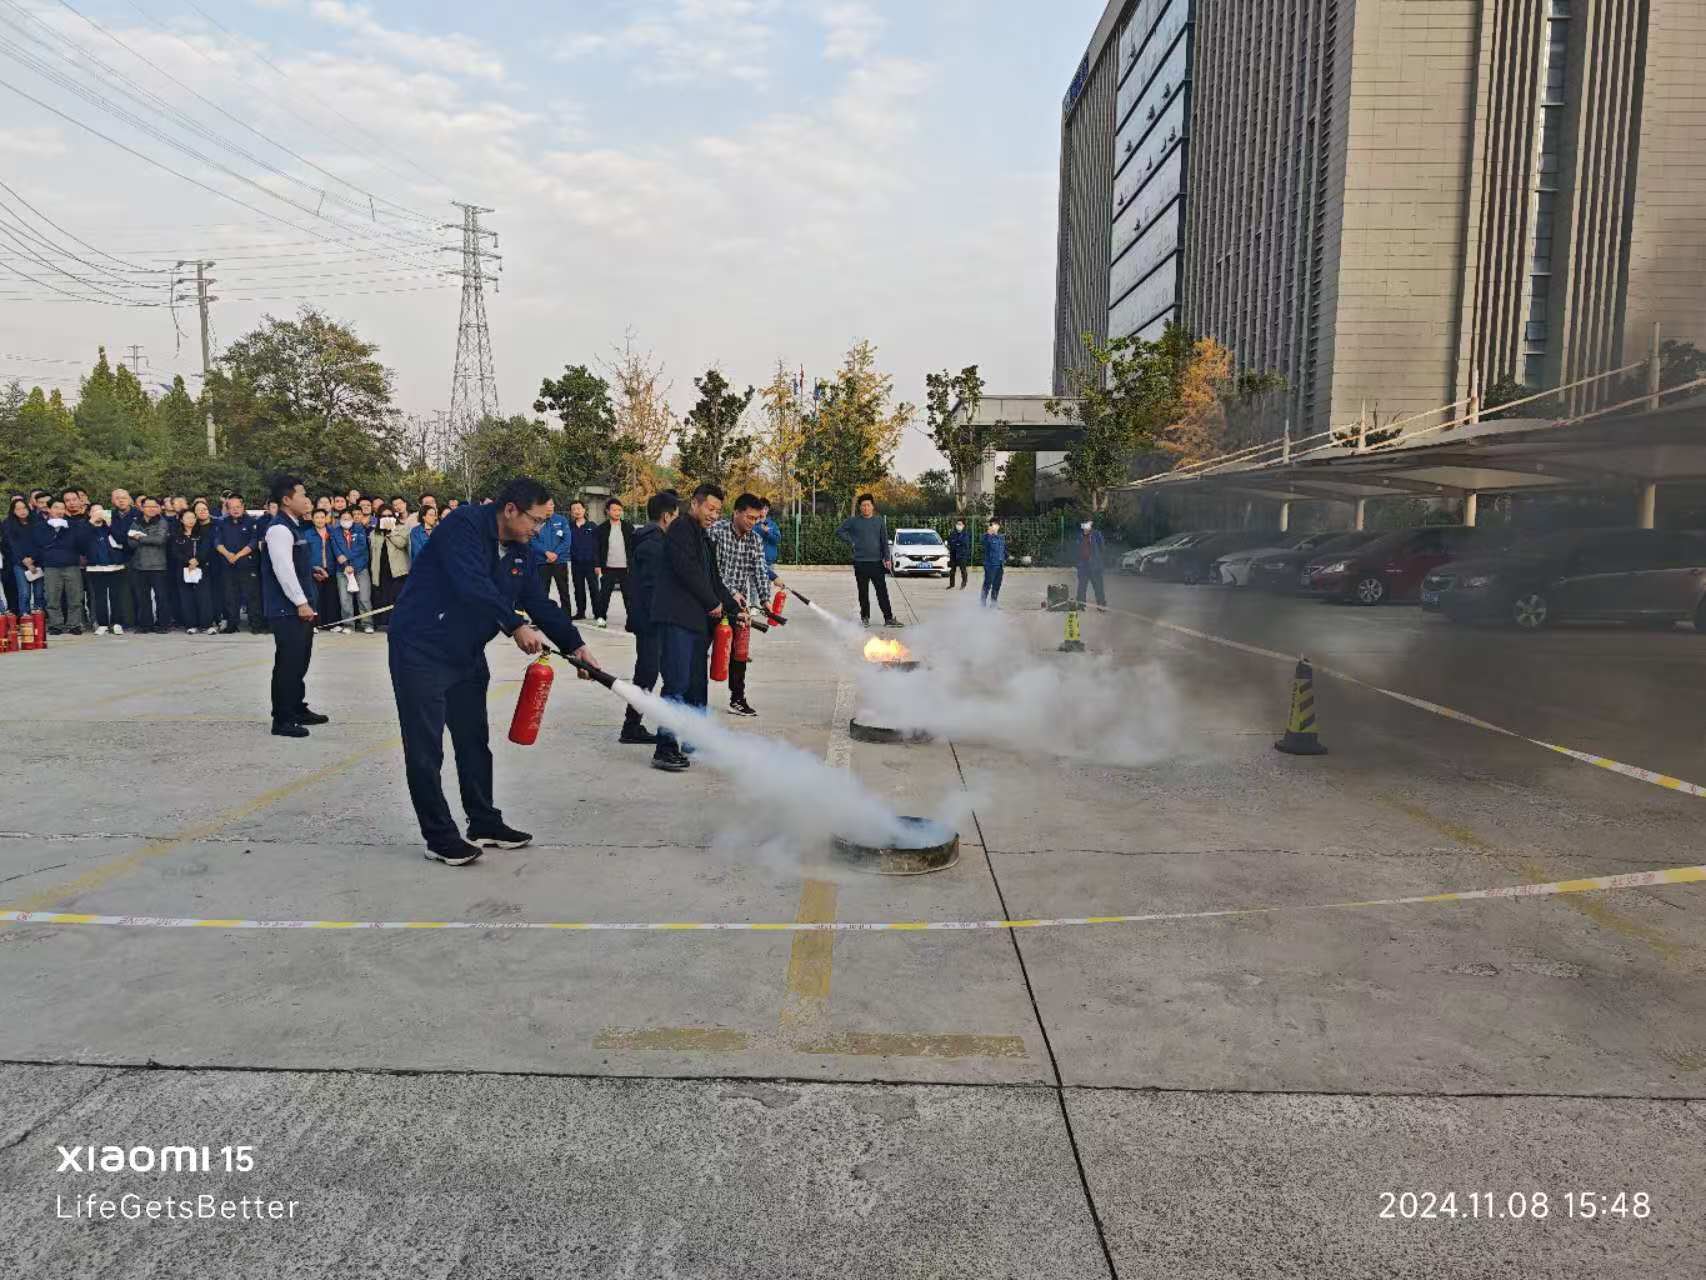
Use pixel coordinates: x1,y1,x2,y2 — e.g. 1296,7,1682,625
388,476,602,866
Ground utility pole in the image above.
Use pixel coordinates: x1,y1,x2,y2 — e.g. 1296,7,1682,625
121,344,148,377
441,202,502,471
176,259,217,455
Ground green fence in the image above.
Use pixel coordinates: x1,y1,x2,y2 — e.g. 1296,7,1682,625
776,512,1089,567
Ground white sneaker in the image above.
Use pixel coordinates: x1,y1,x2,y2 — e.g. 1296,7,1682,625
361,626,375,634
594,618,608,629
111,623,124,635
185,627,198,634
95,625,109,635
336,626,348,634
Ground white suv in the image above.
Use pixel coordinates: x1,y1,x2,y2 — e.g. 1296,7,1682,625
889,528,950,576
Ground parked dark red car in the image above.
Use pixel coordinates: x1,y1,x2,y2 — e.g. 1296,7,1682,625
1302,525,1509,605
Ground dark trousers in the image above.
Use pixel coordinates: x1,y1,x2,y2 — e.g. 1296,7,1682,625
597,566,628,620
853,561,893,623
223,565,263,631
1076,564,1106,607
981,565,1004,606
389,650,502,847
653,622,709,758
570,561,598,617
177,579,214,630
87,570,127,627
132,569,172,630
374,562,403,628
270,613,315,724
946,561,968,589
625,623,662,726
539,560,570,609
314,575,341,624
730,658,749,703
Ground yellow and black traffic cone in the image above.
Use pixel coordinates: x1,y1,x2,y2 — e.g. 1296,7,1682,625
1058,606,1086,653
1274,657,1328,755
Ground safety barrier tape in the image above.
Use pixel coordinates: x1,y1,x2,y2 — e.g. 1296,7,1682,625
2,865,1699,934
1088,605,1706,800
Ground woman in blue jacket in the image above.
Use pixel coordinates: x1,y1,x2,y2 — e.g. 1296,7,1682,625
81,504,128,633
409,503,439,561
4,495,42,615
169,509,216,633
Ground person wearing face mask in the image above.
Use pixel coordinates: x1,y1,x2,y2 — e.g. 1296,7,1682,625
331,506,374,632
1075,517,1107,608
945,517,971,591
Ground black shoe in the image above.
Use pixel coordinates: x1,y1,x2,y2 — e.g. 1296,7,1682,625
729,699,758,717
296,708,330,726
651,751,691,772
466,822,532,850
883,618,904,628
271,720,309,738
68,627,83,636
619,722,658,745
48,627,64,636
424,839,485,867
860,617,870,627
221,625,240,635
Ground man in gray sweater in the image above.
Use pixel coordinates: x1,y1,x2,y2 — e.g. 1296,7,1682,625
125,495,173,632
835,494,902,628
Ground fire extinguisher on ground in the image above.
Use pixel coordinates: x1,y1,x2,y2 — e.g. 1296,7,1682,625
0,611,13,652
508,653,555,745
710,617,733,682
31,609,47,649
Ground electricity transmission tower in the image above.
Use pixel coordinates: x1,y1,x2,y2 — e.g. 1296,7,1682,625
442,202,501,478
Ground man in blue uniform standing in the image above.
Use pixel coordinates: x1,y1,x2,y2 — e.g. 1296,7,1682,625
260,476,326,737
389,476,601,866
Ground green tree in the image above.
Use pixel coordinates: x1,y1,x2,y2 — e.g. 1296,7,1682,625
993,452,1036,516
0,385,82,492
805,340,912,511
1483,377,1563,421
459,414,557,500
206,308,402,491
923,364,988,512
675,368,755,487
74,348,156,470
916,468,954,513
1048,325,1186,510
533,363,637,497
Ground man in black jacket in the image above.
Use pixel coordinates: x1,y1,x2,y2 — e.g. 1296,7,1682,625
618,490,679,745
593,496,632,629
648,483,739,773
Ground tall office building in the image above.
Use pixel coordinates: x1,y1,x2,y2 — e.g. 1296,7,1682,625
1053,0,1706,432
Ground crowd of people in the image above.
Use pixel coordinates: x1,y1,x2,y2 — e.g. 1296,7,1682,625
0,484,788,641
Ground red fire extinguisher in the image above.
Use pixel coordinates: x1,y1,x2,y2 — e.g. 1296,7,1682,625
20,610,42,650
770,587,787,617
31,609,47,649
731,618,752,664
507,654,555,746
710,617,733,682
0,612,12,652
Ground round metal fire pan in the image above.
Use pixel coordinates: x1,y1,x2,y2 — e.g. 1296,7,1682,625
830,817,960,875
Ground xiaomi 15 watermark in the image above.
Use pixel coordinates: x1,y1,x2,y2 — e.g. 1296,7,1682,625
51,1143,300,1224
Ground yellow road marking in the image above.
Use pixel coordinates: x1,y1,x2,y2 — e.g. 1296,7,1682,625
780,879,838,1033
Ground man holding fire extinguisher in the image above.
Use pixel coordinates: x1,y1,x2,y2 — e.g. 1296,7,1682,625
388,476,601,866
648,483,741,773
709,493,780,718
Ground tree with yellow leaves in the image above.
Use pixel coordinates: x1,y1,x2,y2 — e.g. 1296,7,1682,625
1157,334,1233,467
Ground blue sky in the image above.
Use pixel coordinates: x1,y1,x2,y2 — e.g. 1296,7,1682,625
0,0,1105,475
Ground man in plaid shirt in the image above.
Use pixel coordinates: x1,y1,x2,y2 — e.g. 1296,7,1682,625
708,492,776,717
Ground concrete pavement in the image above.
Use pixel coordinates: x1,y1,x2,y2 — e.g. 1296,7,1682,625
1,567,1702,1277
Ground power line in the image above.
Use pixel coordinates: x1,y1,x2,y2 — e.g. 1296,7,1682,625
0,18,443,270
56,0,441,230
178,0,450,193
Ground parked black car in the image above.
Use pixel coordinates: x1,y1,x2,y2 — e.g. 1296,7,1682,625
1145,530,1277,584
1423,528,1706,631
1247,530,1382,592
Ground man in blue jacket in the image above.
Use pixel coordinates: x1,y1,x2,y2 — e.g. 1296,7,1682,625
618,490,679,745
35,497,86,635
389,476,601,866
213,495,263,634
567,499,600,621
330,506,374,632
945,517,971,591
980,519,1007,608
1075,516,1107,608
531,498,573,609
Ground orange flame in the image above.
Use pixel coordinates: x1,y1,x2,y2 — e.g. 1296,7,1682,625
863,636,913,663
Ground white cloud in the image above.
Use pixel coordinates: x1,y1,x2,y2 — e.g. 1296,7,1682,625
821,2,885,61
553,0,779,87
307,0,506,81
0,126,67,158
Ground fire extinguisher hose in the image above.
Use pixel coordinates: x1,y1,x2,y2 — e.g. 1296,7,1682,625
540,645,618,689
